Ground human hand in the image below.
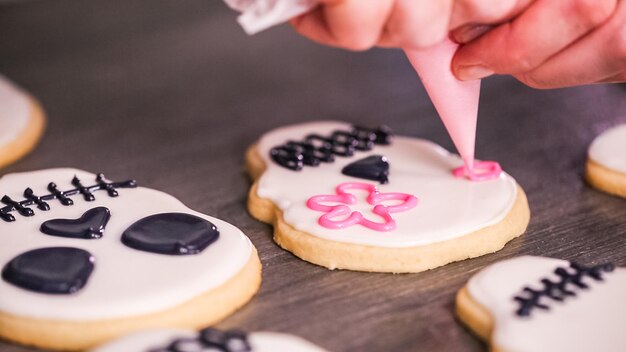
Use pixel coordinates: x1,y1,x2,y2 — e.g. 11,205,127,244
290,0,454,51
452,0,625,88
290,0,537,51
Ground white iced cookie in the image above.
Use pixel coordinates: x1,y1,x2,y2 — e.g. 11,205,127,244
586,124,626,199
246,121,530,273
0,169,261,351
0,74,46,169
456,256,625,352
91,327,329,352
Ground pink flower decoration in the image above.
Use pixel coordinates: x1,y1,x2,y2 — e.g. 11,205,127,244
453,161,502,181
306,182,418,232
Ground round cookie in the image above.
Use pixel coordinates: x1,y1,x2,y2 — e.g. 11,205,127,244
91,327,329,352
456,255,625,352
586,124,626,199
246,121,530,273
0,75,46,169
0,168,261,351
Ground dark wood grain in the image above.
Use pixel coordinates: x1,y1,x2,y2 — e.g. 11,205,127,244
0,1,625,351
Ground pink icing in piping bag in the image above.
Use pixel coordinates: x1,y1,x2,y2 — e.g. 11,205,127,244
404,38,481,171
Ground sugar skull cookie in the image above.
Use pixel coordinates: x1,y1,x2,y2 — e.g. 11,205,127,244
456,256,625,352
0,75,46,169
246,121,530,273
91,327,329,352
0,169,261,350
586,124,626,199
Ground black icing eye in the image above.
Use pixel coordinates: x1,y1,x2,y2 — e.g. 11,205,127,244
40,207,111,239
342,155,390,184
1,247,95,294
121,213,219,255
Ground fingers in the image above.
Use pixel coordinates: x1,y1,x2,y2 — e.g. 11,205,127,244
513,0,626,88
450,0,534,43
291,0,394,51
292,0,453,51
378,0,453,49
452,0,618,80
450,0,528,28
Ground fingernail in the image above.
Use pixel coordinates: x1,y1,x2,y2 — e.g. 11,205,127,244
451,25,493,44
456,25,493,44
455,65,494,80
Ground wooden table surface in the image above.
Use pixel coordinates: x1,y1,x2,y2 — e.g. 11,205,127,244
1,1,625,351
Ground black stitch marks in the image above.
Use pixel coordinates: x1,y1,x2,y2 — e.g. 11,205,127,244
148,328,251,352
270,125,393,171
40,207,111,239
2,247,95,294
513,261,615,317
0,173,137,222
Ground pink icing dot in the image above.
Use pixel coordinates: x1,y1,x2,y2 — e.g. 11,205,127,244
453,161,502,181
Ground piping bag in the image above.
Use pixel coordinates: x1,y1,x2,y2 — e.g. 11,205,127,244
225,0,480,171
404,40,480,172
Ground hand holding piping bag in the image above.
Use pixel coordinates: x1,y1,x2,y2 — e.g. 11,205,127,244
228,0,625,87
290,0,624,87
225,0,625,173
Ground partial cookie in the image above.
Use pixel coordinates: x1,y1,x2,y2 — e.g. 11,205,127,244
586,124,626,199
456,256,625,352
91,327,329,352
246,121,530,273
0,169,261,351
0,75,46,169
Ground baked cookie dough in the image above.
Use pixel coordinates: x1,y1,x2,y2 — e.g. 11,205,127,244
456,255,625,352
586,124,626,199
0,75,46,169
0,168,261,351
246,121,530,273
91,327,328,352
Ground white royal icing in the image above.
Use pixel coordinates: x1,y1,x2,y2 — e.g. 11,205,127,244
588,124,626,174
0,168,253,320
91,329,329,352
256,121,518,247
467,256,626,352
0,75,31,147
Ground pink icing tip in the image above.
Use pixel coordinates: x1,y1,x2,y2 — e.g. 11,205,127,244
404,38,481,172
453,161,502,181
306,182,418,232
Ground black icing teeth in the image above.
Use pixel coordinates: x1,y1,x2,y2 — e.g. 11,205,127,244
0,173,137,222
40,207,111,239
342,155,390,184
121,213,220,255
2,247,95,294
269,124,393,171
201,329,250,352
513,261,615,317
147,328,251,352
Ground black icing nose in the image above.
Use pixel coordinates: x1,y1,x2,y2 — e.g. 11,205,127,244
121,213,220,255
342,155,390,184
2,247,95,294
40,207,111,239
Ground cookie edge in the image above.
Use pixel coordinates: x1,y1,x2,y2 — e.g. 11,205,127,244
585,158,626,199
0,97,46,169
455,286,504,352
